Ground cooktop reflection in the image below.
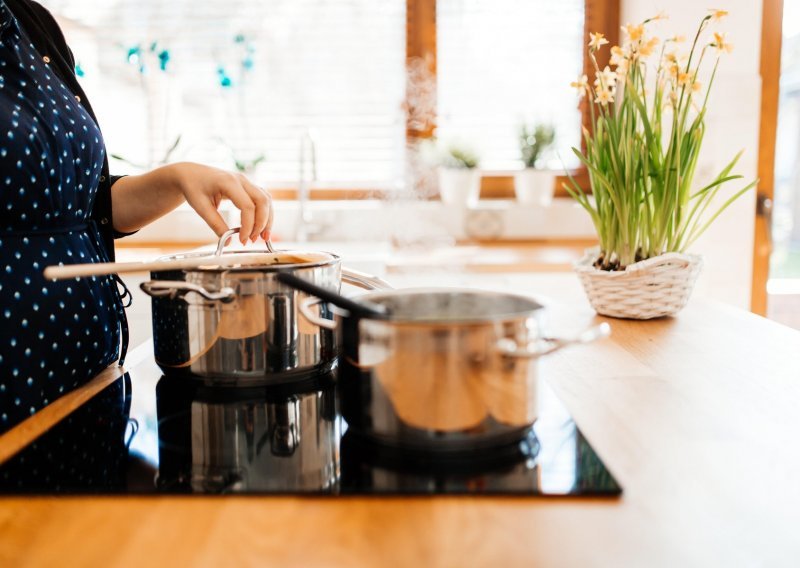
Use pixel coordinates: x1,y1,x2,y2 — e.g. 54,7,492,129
0,356,621,497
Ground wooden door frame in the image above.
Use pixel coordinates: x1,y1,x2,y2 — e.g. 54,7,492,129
751,0,785,315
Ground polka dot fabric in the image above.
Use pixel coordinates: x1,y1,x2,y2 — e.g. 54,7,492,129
0,374,131,494
0,3,122,433
0,374,131,493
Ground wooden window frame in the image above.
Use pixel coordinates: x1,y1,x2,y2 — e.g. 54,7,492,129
750,0,784,315
272,0,620,201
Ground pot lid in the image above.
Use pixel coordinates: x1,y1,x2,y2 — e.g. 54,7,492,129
155,227,339,272
154,249,339,272
344,288,545,325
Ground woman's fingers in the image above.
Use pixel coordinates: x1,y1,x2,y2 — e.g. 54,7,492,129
183,193,230,238
238,175,273,242
262,199,274,241
220,177,257,244
178,164,272,244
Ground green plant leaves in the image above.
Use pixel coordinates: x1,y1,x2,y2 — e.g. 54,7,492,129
519,123,556,168
568,21,754,269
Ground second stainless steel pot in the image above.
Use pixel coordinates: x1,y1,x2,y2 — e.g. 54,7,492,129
299,288,609,450
140,229,390,383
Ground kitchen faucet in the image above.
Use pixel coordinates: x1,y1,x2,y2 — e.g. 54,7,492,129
295,129,318,242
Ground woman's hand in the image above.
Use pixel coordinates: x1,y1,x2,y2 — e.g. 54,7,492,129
171,163,273,243
111,162,274,244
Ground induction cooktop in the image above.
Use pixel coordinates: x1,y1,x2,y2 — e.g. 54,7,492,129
0,353,622,497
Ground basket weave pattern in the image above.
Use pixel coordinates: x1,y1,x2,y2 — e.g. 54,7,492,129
575,248,703,319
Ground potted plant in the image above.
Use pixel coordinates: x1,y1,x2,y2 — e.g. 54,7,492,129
515,123,557,206
565,11,756,319
436,143,482,207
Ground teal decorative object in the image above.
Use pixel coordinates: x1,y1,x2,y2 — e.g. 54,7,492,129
125,42,171,75
157,49,171,71
217,65,233,88
216,33,256,89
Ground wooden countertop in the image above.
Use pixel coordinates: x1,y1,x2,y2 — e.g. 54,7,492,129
2,289,800,566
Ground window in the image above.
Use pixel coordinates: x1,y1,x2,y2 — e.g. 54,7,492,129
768,0,800,285
436,0,584,170
46,0,617,197
49,0,406,189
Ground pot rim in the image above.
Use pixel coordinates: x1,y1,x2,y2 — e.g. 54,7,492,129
153,249,342,274
334,287,545,326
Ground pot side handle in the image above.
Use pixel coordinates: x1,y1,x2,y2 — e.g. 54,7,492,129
298,297,338,330
298,267,390,330
341,267,393,290
140,280,237,303
496,322,611,359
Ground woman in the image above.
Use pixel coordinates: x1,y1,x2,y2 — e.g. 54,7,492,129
0,0,273,433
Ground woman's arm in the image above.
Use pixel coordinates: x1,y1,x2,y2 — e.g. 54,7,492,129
111,162,273,244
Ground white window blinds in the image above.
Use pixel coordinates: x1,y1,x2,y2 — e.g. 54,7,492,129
45,0,407,188
44,0,587,189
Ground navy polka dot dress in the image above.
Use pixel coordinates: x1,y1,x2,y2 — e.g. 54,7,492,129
0,2,124,433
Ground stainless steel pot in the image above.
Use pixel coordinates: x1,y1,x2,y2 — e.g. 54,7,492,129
299,288,609,451
140,229,390,383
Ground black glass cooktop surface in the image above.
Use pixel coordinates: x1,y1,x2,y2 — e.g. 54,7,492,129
0,354,621,497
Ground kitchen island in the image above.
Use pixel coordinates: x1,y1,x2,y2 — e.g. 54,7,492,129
1,267,800,567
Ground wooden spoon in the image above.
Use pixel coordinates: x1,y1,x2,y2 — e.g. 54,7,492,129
43,251,329,280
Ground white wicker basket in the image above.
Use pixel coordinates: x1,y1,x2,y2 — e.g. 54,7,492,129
574,247,703,319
